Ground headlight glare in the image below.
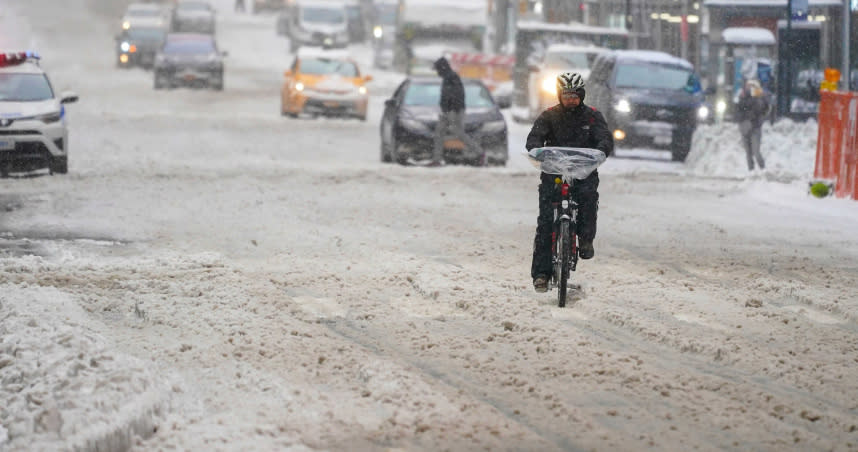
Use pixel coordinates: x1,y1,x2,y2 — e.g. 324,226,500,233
541,77,555,95
480,120,506,133
615,99,631,113
373,26,383,39
295,82,304,92
716,99,727,114
698,105,710,120
399,118,429,132
120,42,131,52
358,86,367,95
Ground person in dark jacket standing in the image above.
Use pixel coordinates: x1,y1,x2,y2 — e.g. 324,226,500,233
526,72,613,293
431,57,483,166
736,79,768,172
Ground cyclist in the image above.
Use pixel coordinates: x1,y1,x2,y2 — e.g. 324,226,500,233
526,72,613,293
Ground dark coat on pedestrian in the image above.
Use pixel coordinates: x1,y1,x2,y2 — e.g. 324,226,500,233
735,88,769,130
433,57,466,113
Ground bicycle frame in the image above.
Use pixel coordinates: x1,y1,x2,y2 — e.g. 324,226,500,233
549,176,579,306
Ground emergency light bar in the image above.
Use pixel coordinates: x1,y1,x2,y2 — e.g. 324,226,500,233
0,51,41,67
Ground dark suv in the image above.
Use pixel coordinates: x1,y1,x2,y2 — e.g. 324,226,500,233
586,50,708,162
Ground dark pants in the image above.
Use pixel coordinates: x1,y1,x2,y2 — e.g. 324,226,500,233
531,171,599,279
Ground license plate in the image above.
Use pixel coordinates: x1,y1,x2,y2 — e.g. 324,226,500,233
443,139,465,150
0,139,14,151
323,101,340,108
653,135,672,145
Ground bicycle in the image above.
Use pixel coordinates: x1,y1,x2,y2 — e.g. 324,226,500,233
526,147,606,307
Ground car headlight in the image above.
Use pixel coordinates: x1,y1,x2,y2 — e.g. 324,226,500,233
373,26,383,39
120,41,131,52
295,82,304,92
399,118,429,132
541,77,555,95
122,21,131,30
697,105,710,120
34,111,62,123
358,86,367,95
480,120,506,133
615,99,631,113
716,99,727,114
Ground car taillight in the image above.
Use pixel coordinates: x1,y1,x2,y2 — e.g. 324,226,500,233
561,183,569,197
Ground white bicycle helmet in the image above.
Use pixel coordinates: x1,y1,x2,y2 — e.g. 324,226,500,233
556,72,585,94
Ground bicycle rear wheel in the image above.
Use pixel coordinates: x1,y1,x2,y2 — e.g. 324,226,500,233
557,220,572,307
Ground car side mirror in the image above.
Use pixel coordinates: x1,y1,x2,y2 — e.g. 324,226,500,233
284,70,292,77
364,75,373,82
60,91,79,104
384,99,395,108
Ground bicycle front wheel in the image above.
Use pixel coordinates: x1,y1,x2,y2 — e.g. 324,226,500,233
557,220,572,307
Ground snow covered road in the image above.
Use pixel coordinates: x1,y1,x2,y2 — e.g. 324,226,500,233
2,1,858,451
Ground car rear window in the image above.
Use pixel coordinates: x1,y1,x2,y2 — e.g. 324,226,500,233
300,58,357,77
403,83,495,108
164,40,215,54
615,63,695,91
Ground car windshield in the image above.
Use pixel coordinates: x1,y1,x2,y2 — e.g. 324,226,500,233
300,58,357,76
403,83,495,108
303,7,345,24
0,74,54,102
544,51,597,70
127,28,166,41
164,39,215,54
615,63,696,90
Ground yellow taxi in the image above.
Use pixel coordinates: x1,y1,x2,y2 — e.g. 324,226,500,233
280,49,371,120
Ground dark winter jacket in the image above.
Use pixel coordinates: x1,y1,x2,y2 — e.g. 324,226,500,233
433,57,466,113
525,103,614,157
735,92,769,130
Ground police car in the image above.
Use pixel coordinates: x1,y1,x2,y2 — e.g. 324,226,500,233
0,52,78,176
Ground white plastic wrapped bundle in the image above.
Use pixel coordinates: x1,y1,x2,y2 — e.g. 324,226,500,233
526,147,606,180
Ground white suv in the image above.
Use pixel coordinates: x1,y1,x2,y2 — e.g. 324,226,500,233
0,52,78,176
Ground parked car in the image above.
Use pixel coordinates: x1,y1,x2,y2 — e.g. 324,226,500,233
586,50,708,162
280,48,370,120
115,26,167,69
380,76,508,166
286,0,349,52
526,43,605,118
171,0,216,34
153,33,226,90
0,52,78,176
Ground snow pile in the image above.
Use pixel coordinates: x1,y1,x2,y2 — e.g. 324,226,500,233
686,118,818,180
0,278,168,451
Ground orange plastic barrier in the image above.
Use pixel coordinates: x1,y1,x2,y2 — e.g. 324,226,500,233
815,91,858,200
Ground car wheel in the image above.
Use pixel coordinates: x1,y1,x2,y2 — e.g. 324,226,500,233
380,133,392,162
212,76,224,91
50,156,68,175
154,73,165,90
671,130,693,162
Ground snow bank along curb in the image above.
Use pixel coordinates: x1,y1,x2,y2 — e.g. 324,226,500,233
687,118,818,180
0,281,168,452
